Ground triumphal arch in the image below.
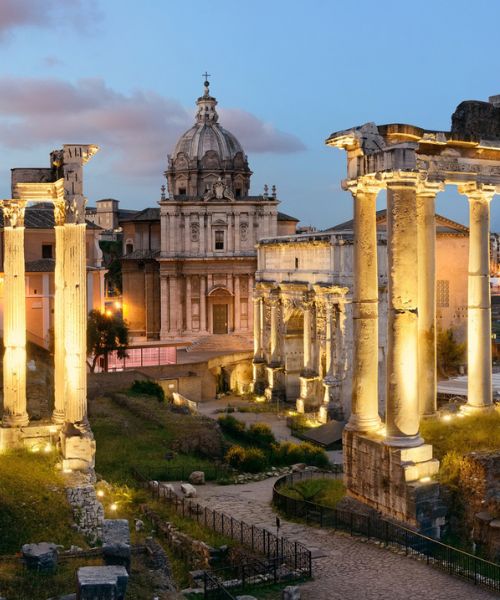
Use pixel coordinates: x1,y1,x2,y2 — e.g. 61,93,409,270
328,97,500,534
0,144,98,471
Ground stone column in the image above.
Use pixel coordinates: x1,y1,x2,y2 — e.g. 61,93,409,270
324,301,334,380
2,200,29,427
227,214,234,253
200,276,207,332
185,275,192,332
63,206,88,425
385,175,423,447
459,183,496,412
269,296,280,365
160,275,169,339
234,275,241,331
199,214,205,254
346,179,381,432
302,298,314,373
52,200,66,423
184,215,190,255
253,296,263,358
169,276,178,335
234,213,240,253
417,182,443,416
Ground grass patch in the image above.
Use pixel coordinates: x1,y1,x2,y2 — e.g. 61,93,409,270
420,410,500,460
279,478,345,508
0,450,87,555
90,395,223,484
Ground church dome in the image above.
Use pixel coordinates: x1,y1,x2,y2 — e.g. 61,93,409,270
165,79,252,200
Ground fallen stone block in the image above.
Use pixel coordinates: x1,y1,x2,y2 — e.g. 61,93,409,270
181,483,197,497
102,519,131,571
282,585,301,600
291,463,306,472
189,470,205,485
77,565,128,600
21,542,58,571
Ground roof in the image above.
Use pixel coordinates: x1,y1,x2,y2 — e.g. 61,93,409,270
0,207,101,229
277,211,299,222
324,209,468,236
25,258,55,272
119,207,160,222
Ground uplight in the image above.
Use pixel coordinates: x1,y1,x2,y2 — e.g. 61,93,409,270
420,476,431,483
442,414,452,422
97,490,105,498
110,503,118,511
44,444,52,453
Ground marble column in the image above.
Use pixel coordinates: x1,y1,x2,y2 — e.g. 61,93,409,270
253,296,263,358
417,182,443,416
269,297,280,365
302,299,313,373
385,176,422,447
52,200,66,423
2,200,29,427
200,276,207,332
346,179,381,432
234,275,241,331
324,301,334,380
160,276,169,338
459,183,496,412
185,275,192,332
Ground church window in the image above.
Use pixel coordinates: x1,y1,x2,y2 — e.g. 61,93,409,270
437,280,449,308
178,187,186,195
215,230,224,250
235,188,241,198
126,243,134,254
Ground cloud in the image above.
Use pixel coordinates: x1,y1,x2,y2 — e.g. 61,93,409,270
0,0,99,40
0,76,306,178
221,108,306,153
42,56,64,68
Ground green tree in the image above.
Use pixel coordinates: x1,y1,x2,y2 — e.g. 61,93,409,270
99,240,123,296
437,328,466,376
87,309,129,372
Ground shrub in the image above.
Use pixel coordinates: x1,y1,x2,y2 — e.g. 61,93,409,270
130,380,165,402
218,414,247,438
271,441,330,468
225,445,267,473
247,423,276,447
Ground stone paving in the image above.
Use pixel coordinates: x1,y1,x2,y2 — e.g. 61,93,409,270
189,478,498,600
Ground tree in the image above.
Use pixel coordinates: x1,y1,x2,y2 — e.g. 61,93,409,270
99,240,123,296
87,309,129,372
437,328,466,376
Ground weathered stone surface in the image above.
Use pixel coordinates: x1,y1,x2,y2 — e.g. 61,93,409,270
21,542,58,571
291,463,306,472
181,483,197,497
189,471,205,485
77,565,128,600
60,426,96,472
102,519,131,570
451,100,500,141
66,484,104,544
282,586,301,600
144,537,177,592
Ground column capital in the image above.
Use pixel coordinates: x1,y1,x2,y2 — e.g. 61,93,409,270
458,182,496,202
342,176,382,196
2,199,26,228
383,170,420,189
54,198,66,226
415,178,445,197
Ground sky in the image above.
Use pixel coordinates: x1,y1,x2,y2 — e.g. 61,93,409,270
1,0,500,229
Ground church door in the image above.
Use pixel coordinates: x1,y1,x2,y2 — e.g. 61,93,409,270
213,304,228,334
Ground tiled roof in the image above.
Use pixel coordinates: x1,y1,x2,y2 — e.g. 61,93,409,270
119,207,160,222
0,207,101,229
122,249,161,260
277,211,299,222
25,258,55,272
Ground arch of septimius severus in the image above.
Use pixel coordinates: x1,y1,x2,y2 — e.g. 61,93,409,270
327,97,500,535
0,144,98,471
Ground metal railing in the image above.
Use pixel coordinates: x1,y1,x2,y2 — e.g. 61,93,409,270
133,469,312,581
273,470,500,594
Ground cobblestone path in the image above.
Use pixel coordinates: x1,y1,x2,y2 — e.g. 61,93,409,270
191,478,498,600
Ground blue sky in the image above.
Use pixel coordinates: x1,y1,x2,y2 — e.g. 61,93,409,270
1,0,500,229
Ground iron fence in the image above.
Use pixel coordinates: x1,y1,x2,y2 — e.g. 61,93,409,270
273,470,500,594
133,468,312,581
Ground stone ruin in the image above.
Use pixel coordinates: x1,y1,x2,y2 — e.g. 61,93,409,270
0,144,98,471
328,95,500,535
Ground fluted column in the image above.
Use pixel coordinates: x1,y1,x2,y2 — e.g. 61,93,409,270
459,183,496,412
385,175,423,447
2,200,28,427
63,205,88,425
52,200,66,423
269,296,280,365
417,181,443,416
346,179,381,432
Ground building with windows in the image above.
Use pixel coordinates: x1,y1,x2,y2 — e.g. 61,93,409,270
119,80,299,340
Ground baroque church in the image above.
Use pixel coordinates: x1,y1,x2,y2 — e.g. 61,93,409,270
120,79,298,340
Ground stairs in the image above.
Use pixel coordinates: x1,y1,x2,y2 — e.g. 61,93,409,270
186,334,253,354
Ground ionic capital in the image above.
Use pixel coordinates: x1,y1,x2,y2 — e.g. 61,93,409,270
342,176,382,196
54,199,66,226
415,177,445,197
2,199,26,228
458,182,497,203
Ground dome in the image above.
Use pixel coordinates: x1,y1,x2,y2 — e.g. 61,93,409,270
165,80,252,200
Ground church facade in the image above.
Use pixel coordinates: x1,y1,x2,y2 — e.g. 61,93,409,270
120,80,298,340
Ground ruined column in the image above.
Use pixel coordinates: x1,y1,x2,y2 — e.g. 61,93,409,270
385,175,423,447
52,200,66,424
2,200,29,427
417,181,443,416
459,183,495,412
302,298,313,373
346,179,381,432
253,296,263,358
269,296,280,365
